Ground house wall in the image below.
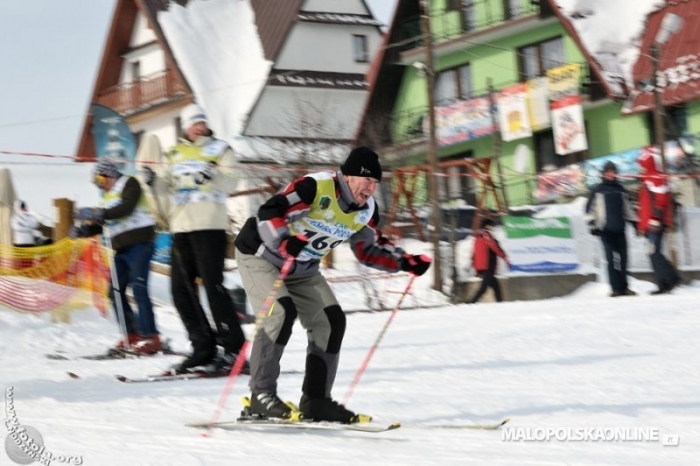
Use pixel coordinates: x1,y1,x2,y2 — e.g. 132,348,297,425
245,86,367,140
276,22,382,74
303,0,368,15
119,12,165,83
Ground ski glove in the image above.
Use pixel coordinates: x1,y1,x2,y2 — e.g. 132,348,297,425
400,254,432,276
194,162,217,185
140,166,156,187
76,207,105,223
648,219,663,234
279,235,309,258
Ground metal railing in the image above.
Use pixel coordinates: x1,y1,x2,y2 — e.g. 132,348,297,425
394,0,540,52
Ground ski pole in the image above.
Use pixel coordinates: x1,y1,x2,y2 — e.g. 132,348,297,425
342,274,417,406
103,232,132,352
203,255,295,435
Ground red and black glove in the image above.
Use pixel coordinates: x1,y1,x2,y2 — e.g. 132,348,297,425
400,254,432,276
279,235,309,258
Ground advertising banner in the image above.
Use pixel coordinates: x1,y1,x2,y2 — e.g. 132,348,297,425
497,83,532,142
546,63,580,101
503,216,579,273
433,96,496,147
551,95,587,155
526,76,551,131
91,104,137,174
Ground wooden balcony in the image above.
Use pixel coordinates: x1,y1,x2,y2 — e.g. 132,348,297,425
95,70,187,116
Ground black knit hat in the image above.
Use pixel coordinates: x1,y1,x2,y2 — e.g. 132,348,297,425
340,146,382,182
603,161,618,173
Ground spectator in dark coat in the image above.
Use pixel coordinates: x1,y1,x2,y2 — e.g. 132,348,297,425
469,218,510,303
585,161,637,297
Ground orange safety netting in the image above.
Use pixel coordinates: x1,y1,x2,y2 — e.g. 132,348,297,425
0,237,110,317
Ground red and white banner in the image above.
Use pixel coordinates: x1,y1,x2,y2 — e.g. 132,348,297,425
551,95,587,155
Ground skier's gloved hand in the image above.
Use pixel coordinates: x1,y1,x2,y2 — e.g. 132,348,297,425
400,254,431,276
140,166,156,187
279,234,309,258
75,207,105,223
194,162,217,185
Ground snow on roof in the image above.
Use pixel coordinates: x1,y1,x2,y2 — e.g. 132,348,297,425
554,0,664,96
157,0,272,143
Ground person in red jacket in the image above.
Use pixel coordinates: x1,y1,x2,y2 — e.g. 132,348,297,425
469,218,510,303
636,150,681,294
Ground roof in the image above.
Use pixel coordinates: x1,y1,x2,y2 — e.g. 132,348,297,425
624,0,700,114
250,0,304,62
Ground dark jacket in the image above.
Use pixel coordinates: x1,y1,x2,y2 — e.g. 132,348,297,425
80,177,155,251
585,178,636,234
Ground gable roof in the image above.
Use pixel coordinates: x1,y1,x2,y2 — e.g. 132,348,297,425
250,0,304,62
624,0,700,114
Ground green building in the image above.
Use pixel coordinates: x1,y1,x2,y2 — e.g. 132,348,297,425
357,0,700,211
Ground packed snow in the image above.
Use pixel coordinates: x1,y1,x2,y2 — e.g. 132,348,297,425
2,239,700,465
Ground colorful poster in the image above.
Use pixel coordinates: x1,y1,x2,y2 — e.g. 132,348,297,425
497,83,532,142
546,63,580,101
91,104,137,174
551,95,587,155
534,164,587,203
432,96,496,147
503,216,579,273
526,76,551,131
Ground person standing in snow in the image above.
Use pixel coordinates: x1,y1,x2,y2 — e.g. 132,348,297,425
74,159,161,354
143,103,247,374
636,150,681,294
11,200,42,247
585,161,637,297
234,146,431,424
468,218,510,303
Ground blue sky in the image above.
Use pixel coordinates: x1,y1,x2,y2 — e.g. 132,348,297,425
0,0,396,163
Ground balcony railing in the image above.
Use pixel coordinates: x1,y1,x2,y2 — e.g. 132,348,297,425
95,70,187,116
394,0,540,52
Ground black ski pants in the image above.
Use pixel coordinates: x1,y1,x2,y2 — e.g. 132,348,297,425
171,230,245,354
470,271,503,303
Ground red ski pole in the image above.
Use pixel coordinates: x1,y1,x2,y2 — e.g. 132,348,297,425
202,256,295,435
342,274,417,406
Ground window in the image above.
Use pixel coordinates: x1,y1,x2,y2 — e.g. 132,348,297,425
504,0,525,19
131,61,141,82
534,129,587,171
461,1,477,32
435,64,472,104
519,37,564,81
353,35,369,63
646,103,687,143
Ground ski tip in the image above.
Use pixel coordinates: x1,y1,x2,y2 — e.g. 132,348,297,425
500,418,511,427
67,372,80,379
115,375,130,383
388,422,401,430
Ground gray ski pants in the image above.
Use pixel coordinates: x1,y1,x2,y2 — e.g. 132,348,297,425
236,251,345,399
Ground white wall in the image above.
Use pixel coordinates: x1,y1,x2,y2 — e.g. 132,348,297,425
303,0,369,15
245,87,367,139
276,22,381,74
130,111,180,151
120,12,167,83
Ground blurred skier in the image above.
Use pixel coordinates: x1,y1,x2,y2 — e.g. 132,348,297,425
234,146,431,423
636,151,681,294
74,159,161,354
11,200,43,247
468,218,510,303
